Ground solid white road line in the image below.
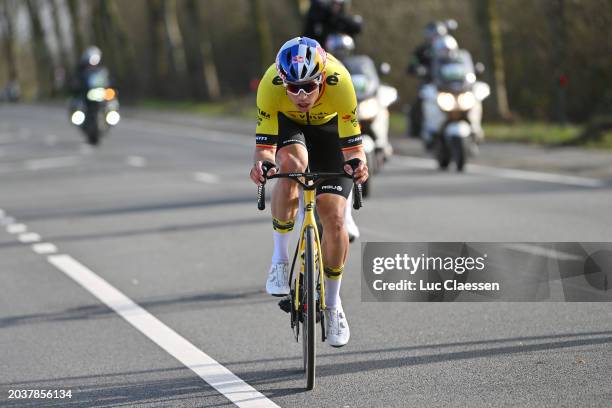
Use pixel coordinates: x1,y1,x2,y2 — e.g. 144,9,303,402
503,243,583,261
18,232,41,243
392,155,605,188
0,208,4,217
32,243,58,255
7,223,27,234
126,156,147,168
46,255,279,408
467,163,606,188
25,156,81,171
194,172,220,183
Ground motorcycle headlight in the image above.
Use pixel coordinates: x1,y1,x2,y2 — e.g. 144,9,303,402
457,92,476,110
105,111,120,126
71,110,85,125
436,92,456,112
358,98,379,120
86,88,106,102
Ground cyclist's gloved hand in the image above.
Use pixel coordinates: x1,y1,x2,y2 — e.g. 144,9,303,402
343,158,369,185
250,160,278,185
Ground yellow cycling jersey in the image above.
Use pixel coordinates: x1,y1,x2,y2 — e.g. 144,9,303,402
255,53,362,152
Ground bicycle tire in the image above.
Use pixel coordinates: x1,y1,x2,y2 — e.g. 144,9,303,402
302,226,316,390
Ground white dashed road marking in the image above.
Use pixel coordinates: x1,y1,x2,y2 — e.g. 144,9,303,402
25,156,81,171
194,172,220,183
32,243,58,255
7,223,27,234
19,233,41,243
126,156,147,168
392,155,606,188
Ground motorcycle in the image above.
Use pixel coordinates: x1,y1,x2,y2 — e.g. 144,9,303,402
69,68,120,146
420,49,489,171
342,54,397,196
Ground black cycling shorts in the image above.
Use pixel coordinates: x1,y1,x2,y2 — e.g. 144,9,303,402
276,113,352,199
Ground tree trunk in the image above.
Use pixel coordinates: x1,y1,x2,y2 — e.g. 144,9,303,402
179,0,220,100
25,0,54,98
65,0,84,62
163,0,187,81
0,0,18,83
251,0,274,74
548,0,567,125
473,0,512,121
148,0,168,96
93,0,135,93
289,0,309,22
49,0,71,67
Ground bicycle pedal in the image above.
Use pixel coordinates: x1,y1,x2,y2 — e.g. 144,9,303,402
278,297,291,314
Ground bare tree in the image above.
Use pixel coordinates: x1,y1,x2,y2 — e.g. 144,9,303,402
25,0,54,98
548,0,567,124
473,0,512,120
65,0,83,62
289,0,310,22
90,0,135,91
49,0,71,67
178,0,220,100
163,0,187,80
251,0,274,73
0,0,18,84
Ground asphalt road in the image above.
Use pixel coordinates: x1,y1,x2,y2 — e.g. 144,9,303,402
1,104,611,407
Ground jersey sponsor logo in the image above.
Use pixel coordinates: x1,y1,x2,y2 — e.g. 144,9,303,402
272,76,284,86
255,135,270,142
342,114,352,121
351,106,357,115
347,135,363,144
326,72,340,86
258,108,271,119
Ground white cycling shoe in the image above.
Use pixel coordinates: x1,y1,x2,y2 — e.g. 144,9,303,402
324,305,350,347
266,262,290,296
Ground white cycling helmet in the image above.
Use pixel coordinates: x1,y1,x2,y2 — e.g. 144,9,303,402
325,34,355,57
432,35,458,57
81,46,102,66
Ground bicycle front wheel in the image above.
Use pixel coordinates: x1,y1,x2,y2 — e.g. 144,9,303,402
302,226,316,390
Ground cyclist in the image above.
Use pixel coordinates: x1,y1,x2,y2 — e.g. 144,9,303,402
249,36,368,347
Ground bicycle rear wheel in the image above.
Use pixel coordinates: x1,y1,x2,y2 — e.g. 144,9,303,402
302,226,316,390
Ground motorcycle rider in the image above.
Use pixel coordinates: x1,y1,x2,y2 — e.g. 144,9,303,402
71,46,111,98
304,0,362,47
406,21,448,140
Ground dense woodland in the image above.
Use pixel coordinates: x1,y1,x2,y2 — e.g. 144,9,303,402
1,0,610,123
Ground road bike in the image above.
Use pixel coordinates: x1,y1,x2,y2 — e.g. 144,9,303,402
257,162,362,390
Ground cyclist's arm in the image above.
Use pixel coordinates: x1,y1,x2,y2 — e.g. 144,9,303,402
333,69,368,184
251,66,281,184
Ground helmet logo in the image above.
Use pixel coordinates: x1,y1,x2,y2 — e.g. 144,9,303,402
292,55,304,63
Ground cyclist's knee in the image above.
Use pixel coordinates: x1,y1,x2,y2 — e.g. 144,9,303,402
318,205,344,235
277,148,307,173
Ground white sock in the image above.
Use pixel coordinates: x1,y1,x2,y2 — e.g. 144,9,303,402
271,231,290,264
325,277,342,309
